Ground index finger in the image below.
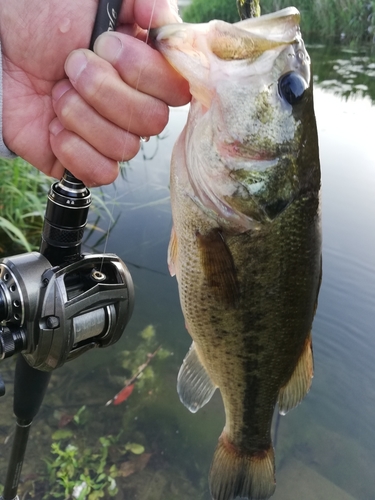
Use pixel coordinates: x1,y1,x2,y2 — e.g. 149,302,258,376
94,33,190,106
119,0,181,29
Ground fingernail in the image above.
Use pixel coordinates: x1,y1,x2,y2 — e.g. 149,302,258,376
49,118,64,136
94,33,122,63
65,50,87,83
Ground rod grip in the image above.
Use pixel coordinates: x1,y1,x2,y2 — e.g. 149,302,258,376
90,0,123,49
13,355,51,422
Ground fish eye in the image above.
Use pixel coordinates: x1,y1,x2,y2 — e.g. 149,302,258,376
278,72,308,105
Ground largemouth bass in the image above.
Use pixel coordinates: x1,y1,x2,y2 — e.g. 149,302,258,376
153,7,321,500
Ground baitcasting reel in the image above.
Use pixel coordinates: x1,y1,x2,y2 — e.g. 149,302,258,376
0,250,134,372
0,169,134,380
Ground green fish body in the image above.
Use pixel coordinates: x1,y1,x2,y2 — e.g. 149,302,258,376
153,8,321,500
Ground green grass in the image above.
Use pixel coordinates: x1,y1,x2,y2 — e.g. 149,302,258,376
183,0,375,45
183,0,238,23
0,157,50,253
0,158,118,255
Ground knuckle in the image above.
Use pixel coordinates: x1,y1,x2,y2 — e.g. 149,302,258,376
89,161,119,186
98,131,140,163
59,104,76,126
55,91,80,127
145,102,169,135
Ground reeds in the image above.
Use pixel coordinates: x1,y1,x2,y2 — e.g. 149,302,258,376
183,0,375,44
261,0,375,44
0,158,117,255
0,157,49,252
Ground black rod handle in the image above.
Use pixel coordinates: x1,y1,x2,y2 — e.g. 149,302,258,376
42,0,124,263
13,355,52,422
1,357,52,500
2,421,31,500
90,0,123,49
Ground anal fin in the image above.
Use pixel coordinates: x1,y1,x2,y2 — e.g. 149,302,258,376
177,342,217,413
278,332,314,415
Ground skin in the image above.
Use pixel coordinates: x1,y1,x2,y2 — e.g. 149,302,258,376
0,0,190,186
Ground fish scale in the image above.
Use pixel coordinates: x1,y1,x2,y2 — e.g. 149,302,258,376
153,7,321,500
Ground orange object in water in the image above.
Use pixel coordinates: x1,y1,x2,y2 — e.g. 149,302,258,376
113,383,135,405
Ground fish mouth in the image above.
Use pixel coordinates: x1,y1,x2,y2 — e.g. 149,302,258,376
151,8,308,107
152,9,311,231
151,7,301,46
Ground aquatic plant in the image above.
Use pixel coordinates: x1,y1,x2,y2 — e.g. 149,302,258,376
114,324,171,394
43,432,146,500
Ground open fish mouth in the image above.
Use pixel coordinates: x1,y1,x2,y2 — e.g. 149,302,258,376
151,8,310,109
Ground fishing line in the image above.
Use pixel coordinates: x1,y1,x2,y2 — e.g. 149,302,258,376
100,0,158,271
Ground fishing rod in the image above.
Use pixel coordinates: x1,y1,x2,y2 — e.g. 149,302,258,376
0,1,134,499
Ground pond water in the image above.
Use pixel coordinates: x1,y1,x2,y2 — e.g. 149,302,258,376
1,44,375,499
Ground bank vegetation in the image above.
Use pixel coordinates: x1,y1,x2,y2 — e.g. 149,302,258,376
183,0,375,45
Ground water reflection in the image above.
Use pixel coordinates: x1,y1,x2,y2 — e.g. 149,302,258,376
309,44,375,102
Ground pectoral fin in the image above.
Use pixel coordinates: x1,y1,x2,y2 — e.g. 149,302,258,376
196,229,239,307
177,342,217,413
167,226,178,277
278,333,314,415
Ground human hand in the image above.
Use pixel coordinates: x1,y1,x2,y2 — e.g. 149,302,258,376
0,0,190,186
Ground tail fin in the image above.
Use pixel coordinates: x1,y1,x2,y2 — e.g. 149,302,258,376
209,433,275,500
